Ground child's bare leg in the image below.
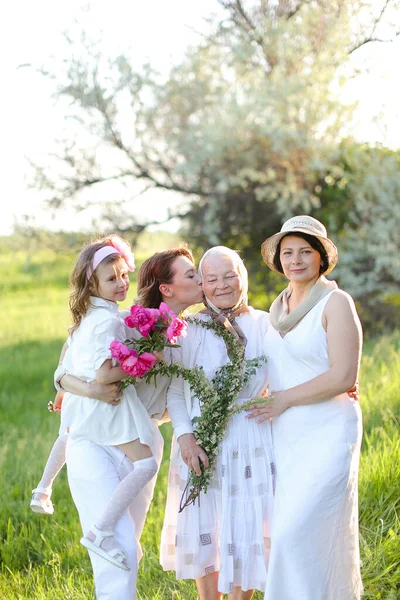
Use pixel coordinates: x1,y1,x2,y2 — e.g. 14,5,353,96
117,439,153,462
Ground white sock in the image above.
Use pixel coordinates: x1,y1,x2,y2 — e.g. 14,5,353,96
36,432,68,494
95,456,157,533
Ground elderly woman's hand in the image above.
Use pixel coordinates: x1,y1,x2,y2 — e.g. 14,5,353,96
153,350,165,363
246,391,289,422
178,433,209,476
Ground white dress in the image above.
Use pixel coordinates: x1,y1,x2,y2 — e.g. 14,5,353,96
60,296,157,447
160,309,274,594
263,291,363,600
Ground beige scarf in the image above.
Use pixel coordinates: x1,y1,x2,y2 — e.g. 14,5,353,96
200,303,250,350
270,276,338,336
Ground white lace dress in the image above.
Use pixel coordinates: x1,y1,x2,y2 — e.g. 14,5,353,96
263,291,363,600
160,309,274,594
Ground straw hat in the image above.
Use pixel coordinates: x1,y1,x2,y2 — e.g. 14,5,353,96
261,215,338,275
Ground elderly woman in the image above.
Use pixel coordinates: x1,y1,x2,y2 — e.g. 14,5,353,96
249,216,363,600
160,246,274,600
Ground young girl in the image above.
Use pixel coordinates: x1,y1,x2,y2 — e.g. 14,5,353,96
30,246,201,518
32,235,158,571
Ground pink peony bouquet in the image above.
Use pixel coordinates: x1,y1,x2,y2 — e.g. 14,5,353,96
110,302,187,380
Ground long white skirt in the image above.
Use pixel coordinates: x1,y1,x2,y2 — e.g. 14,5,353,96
264,396,363,600
161,410,274,593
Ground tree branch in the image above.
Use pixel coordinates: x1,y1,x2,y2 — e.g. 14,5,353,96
285,1,310,20
349,33,400,54
217,0,277,72
349,0,400,54
89,87,209,197
102,202,199,236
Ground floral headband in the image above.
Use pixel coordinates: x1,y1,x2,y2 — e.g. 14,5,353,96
86,236,135,280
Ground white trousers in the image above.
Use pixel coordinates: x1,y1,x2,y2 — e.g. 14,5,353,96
66,424,164,600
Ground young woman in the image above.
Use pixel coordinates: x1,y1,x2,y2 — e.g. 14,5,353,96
250,216,363,600
50,246,203,599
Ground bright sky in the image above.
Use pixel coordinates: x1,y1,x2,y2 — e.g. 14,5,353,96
1,0,399,236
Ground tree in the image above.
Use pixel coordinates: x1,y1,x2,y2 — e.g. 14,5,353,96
334,145,400,333
31,0,400,318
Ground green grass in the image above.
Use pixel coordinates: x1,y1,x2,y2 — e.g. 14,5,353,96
0,246,399,599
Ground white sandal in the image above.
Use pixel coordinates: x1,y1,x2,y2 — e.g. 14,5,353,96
30,487,54,515
80,526,130,571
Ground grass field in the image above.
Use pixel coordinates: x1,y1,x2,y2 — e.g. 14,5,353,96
0,244,399,599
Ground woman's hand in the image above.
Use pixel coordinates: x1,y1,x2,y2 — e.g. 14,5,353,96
153,350,165,363
59,375,122,405
246,391,289,422
87,381,122,405
178,433,209,476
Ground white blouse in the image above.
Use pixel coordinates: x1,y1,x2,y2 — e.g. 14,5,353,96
167,309,270,440
62,297,125,380
59,297,157,446
54,298,168,429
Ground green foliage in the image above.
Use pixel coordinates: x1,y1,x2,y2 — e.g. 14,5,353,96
335,147,400,297
31,1,400,330
0,249,399,598
132,315,268,506
182,317,267,505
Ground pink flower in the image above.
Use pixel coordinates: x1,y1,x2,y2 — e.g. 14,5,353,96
135,352,157,376
124,315,135,328
125,306,159,337
120,352,139,376
110,340,133,362
121,351,157,377
166,317,187,344
159,302,176,321
124,315,137,329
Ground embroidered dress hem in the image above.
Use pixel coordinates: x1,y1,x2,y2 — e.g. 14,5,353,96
161,411,274,593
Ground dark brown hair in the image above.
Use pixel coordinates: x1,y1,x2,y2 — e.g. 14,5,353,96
273,232,329,275
136,247,194,308
69,237,130,332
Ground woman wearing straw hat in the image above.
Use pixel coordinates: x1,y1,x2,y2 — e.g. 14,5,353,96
247,216,363,600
